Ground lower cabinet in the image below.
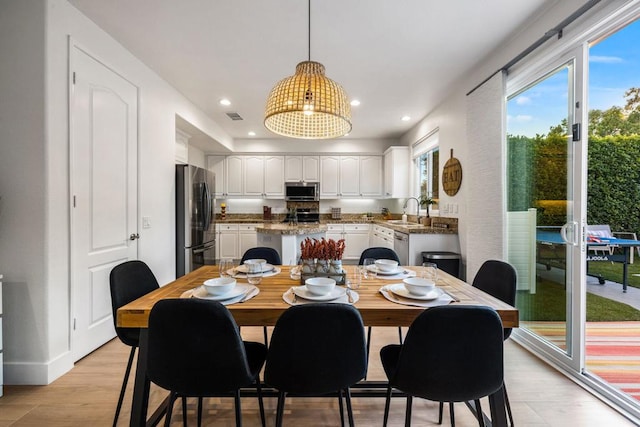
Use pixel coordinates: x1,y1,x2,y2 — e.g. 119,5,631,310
372,225,394,249
216,223,259,261
326,224,371,261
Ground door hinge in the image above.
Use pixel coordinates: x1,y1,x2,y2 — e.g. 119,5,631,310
72,71,76,84
73,318,76,330
73,195,76,207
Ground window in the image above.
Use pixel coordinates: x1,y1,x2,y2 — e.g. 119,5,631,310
413,130,439,211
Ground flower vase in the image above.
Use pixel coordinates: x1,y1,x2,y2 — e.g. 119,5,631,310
329,260,343,283
316,259,329,274
302,259,315,274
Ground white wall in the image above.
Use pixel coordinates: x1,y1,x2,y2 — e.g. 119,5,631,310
0,0,236,384
401,0,588,279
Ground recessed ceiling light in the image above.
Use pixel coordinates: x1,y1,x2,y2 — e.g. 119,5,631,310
219,98,231,106
248,131,256,136
401,115,411,122
350,100,361,107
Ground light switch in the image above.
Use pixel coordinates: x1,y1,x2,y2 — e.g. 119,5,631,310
142,216,151,229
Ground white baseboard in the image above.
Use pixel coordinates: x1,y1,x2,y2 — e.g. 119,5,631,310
4,350,74,385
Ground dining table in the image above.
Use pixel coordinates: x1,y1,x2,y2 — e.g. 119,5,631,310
117,264,519,427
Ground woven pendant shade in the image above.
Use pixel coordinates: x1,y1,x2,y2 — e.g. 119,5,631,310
264,61,352,139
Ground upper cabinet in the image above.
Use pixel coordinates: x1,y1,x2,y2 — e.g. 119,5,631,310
206,155,226,197
225,155,244,196
384,146,410,198
175,129,189,164
285,155,320,182
321,155,383,198
243,155,285,198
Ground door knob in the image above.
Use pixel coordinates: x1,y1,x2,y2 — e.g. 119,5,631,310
129,233,140,240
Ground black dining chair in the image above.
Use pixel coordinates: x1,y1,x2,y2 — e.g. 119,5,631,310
359,247,403,356
109,260,160,427
380,305,504,427
240,246,282,344
240,247,282,265
147,298,267,427
264,303,368,427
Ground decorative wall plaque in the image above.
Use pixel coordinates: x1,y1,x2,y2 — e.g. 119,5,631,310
442,149,462,196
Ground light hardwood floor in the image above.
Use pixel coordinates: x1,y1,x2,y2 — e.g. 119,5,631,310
0,327,635,426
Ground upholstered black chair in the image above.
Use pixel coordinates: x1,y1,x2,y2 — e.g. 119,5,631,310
109,260,160,427
240,247,282,265
147,298,267,427
264,304,367,427
380,305,504,427
359,247,403,357
240,246,282,344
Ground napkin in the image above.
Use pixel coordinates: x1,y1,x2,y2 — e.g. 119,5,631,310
181,285,260,305
379,285,453,308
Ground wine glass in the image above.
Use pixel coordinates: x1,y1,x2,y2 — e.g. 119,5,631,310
289,258,302,280
246,262,263,285
363,258,377,279
219,259,234,278
422,262,438,283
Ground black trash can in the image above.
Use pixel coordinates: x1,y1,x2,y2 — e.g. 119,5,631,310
422,251,461,279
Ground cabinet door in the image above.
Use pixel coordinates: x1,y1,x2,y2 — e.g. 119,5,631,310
339,156,360,197
320,156,340,198
264,156,285,197
285,156,303,182
207,155,226,197
344,233,371,260
219,231,239,259
302,156,320,181
384,147,410,198
359,156,383,197
243,156,265,196
239,232,258,257
226,156,244,196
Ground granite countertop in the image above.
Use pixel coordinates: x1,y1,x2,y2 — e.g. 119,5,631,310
217,217,457,234
255,223,328,235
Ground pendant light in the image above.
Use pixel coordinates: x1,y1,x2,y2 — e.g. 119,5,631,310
264,0,352,139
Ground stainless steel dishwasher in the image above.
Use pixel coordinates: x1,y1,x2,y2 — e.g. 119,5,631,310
393,231,409,265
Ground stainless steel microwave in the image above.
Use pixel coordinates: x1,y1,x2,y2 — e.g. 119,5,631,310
285,182,319,201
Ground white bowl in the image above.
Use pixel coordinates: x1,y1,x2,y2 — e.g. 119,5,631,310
203,277,237,296
244,258,266,267
305,277,336,296
375,259,399,272
402,277,435,296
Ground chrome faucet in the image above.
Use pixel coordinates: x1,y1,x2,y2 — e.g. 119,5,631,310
403,197,420,223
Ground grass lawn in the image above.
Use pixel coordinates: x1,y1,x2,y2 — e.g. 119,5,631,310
587,259,640,289
517,277,640,321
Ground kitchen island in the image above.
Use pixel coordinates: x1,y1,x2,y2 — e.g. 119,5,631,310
256,223,328,264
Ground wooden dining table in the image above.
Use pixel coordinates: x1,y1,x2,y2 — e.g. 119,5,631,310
118,264,519,427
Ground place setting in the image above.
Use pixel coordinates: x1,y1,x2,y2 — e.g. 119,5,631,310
364,258,417,280
224,258,282,278
379,263,454,307
283,275,360,306
180,276,260,305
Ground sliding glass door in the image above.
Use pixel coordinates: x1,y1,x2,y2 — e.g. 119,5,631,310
506,46,586,371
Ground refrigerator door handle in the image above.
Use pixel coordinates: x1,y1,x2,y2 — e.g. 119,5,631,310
203,181,212,231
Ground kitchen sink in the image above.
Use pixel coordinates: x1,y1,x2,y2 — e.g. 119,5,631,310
387,220,413,225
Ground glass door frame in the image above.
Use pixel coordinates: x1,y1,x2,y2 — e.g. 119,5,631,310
506,44,588,375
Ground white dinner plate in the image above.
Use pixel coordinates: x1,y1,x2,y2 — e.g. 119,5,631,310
235,263,275,274
292,285,347,301
387,283,442,301
192,283,253,301
366,265,405,275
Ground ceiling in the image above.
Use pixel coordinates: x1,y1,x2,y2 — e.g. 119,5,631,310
68,0,555,142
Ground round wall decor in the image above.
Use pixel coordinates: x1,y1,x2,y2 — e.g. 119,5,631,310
442,149,462,196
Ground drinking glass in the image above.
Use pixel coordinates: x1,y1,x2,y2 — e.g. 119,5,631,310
289,258,302,280
247,262,263,285
422,262,438,283
348,266,362,291
219,259,234,278
363,258,377,279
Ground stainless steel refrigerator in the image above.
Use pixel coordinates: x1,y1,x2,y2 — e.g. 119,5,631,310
176,164,215,277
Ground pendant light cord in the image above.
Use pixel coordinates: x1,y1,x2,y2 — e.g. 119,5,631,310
307,0,311,61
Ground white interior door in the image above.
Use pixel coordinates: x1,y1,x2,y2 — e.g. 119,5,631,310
70,44,138,361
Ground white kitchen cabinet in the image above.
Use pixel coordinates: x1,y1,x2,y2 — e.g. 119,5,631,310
216,223,239,260
372,224,394,249
320,156,340,197
238,224,259,258
244,155,284,197
359,156,383,197
225,156,244,196
206,155,226,197
286,156,320,182
175,129,189,164
339,156,360,197
302,156,320,181
384,146,410,198
326,224,371,260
